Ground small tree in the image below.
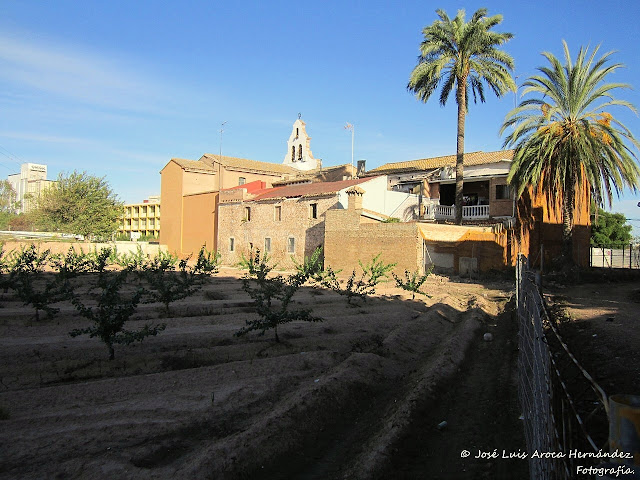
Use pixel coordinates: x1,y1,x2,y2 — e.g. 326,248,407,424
10,244,62,320
236,249,322,342
50,246,93,292
321,254,396,305
86,247,115,274
141,253,198,316
392,267,433,300
31,171,122,240
192,245,221,278
70,269,166,360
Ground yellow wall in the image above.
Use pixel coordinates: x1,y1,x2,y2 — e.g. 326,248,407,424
159,162,185,255
182,192,218,256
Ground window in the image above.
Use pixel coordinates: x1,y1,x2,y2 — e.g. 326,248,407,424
298,144,303,160
291,146,296,162
239,177,246,185
229,238,235,252
310,203,318,219
264,237,271,253
495,185,511,200
287,237,295,254
274,205,282,221
244,206,251,221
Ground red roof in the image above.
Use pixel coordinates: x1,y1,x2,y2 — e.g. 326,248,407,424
223,180,267,194
251,178,372,201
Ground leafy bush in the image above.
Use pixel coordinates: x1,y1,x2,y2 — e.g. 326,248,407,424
392,267,433,299
192,245,221,277
115,245,148,271
10,244,62,320
70,269,166,360
86,247,115,274
321,253,396,305
141,253,198,316
236,249,322,342
50,246,93,290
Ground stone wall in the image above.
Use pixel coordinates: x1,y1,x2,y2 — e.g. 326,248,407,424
218,195,339,269
324,208,421,275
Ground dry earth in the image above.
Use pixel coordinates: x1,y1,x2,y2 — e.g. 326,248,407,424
0,267,526,479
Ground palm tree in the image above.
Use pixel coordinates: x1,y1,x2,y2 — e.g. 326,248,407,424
501,41,640,262
408,8,515,224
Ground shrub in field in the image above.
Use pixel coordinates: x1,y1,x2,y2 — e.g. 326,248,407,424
0,244,12,294
115,245,148,271
236,249,321,342
392,267,433,300
292,246,325,281
192,245,221,277
50,246,93,291
141,253,198,316
70,269,166,360
10,244,62,320
321,254,396,305
86,246,115,274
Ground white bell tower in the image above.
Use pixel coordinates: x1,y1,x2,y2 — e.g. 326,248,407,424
282,115,319,171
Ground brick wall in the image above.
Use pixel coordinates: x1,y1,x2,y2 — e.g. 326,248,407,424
325,208,420,275
218,195,339,269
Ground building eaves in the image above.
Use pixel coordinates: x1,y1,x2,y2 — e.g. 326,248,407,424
368,150,514,175
201,154,296,175
169,158,216,173
251,177,370,201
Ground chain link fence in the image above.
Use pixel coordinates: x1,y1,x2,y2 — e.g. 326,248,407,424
516,254,609,479
590,244,640,269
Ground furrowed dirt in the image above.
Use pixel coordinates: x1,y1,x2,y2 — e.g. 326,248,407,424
0,268,519,479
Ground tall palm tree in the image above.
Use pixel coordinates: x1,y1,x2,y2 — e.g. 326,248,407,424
501,41,640,261
408,8,515,224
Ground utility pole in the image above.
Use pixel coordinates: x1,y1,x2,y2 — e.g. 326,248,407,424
344,122,354,177
218,121,227,190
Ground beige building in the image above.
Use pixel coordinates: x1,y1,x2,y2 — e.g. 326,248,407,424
7,163,56,213
218,178,375,268
119,196,161,240
159,119,355,256
366,150,515,222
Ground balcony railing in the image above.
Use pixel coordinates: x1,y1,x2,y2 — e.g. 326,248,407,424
423,203,490,221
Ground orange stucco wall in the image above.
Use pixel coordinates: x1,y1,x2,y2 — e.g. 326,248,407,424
514,181,591,268
182,192,218,256
159,161,185,255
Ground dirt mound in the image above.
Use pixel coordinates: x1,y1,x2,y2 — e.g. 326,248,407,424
0,275,513,479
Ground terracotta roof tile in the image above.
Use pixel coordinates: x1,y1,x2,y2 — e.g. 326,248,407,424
368,150,514,174
251,178,372,201
201,154,295,175
170,158,215,172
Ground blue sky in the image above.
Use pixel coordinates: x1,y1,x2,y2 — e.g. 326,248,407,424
1,1,639,234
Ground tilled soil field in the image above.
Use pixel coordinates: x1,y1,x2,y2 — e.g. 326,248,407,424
0,267,520,479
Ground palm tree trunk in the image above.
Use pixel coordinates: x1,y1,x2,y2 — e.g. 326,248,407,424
455,83,466,225
561,185,574,263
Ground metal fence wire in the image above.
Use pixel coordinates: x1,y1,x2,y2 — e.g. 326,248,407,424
516,254,609,480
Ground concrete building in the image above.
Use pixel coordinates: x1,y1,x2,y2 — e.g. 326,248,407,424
367,151,515,222
159,119,356,256
7,163,55,213
119,196,161,240
217,175,422,269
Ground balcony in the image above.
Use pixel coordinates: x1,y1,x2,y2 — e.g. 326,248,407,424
424,203,490,221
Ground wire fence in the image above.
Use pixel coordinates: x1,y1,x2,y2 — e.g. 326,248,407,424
516,254,609,480
590,244,640,269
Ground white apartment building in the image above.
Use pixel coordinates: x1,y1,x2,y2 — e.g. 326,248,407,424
7,163,55,214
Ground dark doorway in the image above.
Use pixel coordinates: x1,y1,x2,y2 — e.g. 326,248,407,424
440,183,455,206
